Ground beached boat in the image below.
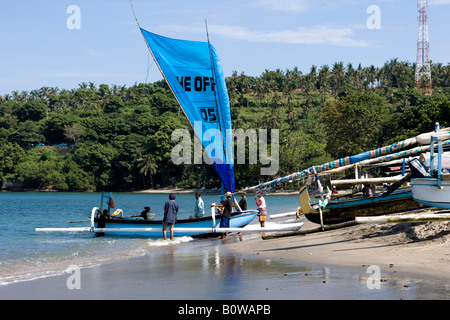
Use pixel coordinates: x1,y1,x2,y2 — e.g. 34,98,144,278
36,11,305,237
299,186,425,225
245,127,450,226
95,208,258,238
410,135,450,209
36,205,304,237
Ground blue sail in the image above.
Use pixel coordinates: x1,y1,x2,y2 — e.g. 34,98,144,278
140,29,235,193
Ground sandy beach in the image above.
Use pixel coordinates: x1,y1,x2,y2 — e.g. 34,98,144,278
232,208,450,282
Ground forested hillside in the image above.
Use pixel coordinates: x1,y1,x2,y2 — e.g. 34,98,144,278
1,59,449,191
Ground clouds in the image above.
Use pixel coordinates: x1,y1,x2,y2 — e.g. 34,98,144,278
155,23,371,48
256,0,310,13
210,24,370,47
430,0,450,4
254,0,358,13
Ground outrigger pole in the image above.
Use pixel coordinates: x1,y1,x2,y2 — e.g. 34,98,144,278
36,224,304,234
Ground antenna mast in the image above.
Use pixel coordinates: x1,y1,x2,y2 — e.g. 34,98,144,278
415,0,432,94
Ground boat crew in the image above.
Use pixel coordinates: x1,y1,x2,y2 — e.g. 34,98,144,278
140,206,153,221
238,191,247,211
255,191,267,228
163,193,179,240
211,192,233,239
190,192,204,219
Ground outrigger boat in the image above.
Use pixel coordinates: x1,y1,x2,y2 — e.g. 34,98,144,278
249,127,450,226
93,192,260,238
299,186,424,225
36,193,303,237
36,10,304,237
410,134,450,209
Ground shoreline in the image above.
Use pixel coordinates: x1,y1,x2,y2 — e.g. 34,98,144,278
1,188,299,196
231,212,450,282
134,188,299,196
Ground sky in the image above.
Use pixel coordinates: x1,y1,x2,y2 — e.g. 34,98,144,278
1,0,450,95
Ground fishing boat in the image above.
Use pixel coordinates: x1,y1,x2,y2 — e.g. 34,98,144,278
91,192,260,237
36,202,303,238
36,10,305,237
299,186,424,225
410,135,450,209
248,128,450,226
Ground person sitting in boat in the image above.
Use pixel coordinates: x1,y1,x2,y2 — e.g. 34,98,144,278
163,193,179,241
362,184,376,197
140,206,154,221
211,192,233,239
189,192,204,219
332,186,338,195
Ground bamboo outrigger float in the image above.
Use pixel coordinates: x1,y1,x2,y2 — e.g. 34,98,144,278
36,206,304,237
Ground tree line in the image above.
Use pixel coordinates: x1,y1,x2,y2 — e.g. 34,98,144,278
1,59,449,191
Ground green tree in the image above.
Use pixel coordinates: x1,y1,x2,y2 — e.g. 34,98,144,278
14,99,47,122
137,154,158,188
10,120,45,147
322,91,389,158
0,143,26,181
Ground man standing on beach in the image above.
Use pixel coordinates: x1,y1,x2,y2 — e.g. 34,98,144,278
163,193,179,240
255,191,267,228
211,192,233,239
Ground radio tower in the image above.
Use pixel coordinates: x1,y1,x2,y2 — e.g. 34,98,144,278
415,0,432,94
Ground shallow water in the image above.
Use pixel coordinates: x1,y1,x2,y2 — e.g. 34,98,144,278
0,192,299,285
1,192,448,300
1,235,448,300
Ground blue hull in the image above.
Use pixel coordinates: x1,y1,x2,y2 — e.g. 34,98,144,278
95,210,258,238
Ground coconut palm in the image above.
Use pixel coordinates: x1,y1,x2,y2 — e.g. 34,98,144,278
137,154,158,189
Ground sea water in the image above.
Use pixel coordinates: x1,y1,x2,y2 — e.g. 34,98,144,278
2,192,448,300
0,192,300,285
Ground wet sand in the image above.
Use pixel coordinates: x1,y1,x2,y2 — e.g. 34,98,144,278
232,209,450,283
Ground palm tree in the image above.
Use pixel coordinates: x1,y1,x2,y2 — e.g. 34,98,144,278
331,62,345,91
318,65,330,92
137,154,158,189
308,65,318,90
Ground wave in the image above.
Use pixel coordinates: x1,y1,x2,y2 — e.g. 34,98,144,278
0,235,195,286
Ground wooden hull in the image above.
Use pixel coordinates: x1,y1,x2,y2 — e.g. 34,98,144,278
299,186,425,225
94,210,258,238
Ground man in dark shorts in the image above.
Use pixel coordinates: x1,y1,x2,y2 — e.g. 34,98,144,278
163,193,179,240
211,192,233,239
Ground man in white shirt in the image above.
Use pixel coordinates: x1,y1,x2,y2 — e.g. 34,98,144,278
254,191,267,228
192,192,204,219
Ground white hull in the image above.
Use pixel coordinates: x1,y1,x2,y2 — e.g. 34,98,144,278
411,178,450,209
